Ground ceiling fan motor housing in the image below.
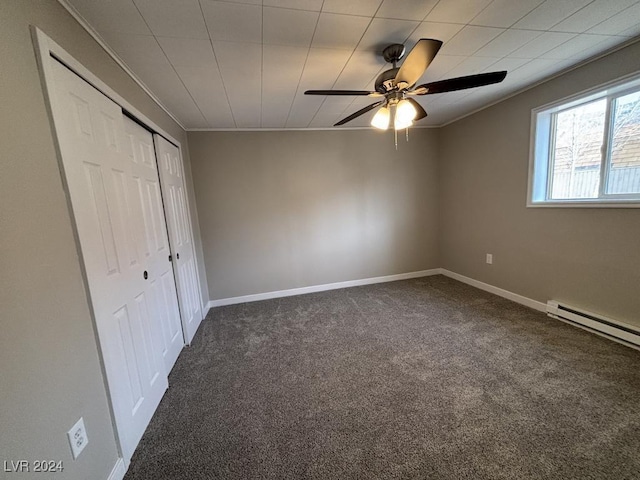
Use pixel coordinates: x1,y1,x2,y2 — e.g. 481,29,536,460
382,43,405,64
375,67,400,93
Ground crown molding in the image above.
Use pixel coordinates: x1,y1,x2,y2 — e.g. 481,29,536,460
56,0,186,131
186,125,441,132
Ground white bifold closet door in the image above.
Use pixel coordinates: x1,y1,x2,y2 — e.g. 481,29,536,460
154,136,204,343
123,117,184,371
48,58,183,462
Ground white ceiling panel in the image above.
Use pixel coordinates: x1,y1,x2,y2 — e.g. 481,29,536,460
322,0,382,17
216,0,261,4
416,54,467,83
263,0,323,11
286,93,325,127
317,97,362,116
68,0,639,129
312,13,371,50
407,22,465,46
444,56,502,78
263,45,309,94
99,32,168,66
426,0,493,24
175,65,234,127
586,34,633,53
509,31,577,58
474,29,543,57
263,7,319,47
298,48,353,90
482,56,531,73
376,0,439,21
588,3,640,35
513,0,594,31
550,0,638,33
156,37,217,67
308,112,343,128
469,0,545,28
133,0,209,39
330,96,387,129
131,62,207,127
426,90,474,108
619,23,640,38
357,18,420,52
334,50,387,90
505,58,560,82
440,26,504,56
213,41,262,127
339,94,384,117
201,1,262,44
541,33,614,59
286,48,354,127
70,0,151,35
260,103,295,128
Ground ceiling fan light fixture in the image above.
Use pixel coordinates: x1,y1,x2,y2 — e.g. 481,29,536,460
396,99,417,124
394,116,413,130
371,106,390,130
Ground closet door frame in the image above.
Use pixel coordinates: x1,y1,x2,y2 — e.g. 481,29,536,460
32,27,205,468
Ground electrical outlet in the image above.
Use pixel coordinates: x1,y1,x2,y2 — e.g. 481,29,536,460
486,253,493,264
67,417,89,459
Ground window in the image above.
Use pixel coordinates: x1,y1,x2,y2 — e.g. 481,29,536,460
529,74,640,207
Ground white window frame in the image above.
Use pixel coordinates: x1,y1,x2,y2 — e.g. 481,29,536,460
528,71,640,208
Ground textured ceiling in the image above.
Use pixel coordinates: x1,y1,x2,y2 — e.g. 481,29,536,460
65,0,640,130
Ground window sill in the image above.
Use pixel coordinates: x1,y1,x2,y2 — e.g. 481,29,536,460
527,199,640,208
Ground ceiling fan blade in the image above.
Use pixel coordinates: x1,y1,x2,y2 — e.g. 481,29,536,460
407,98,427,121
394,39,443,89
334,100,385,126
305,89,381,97
414,71,507,95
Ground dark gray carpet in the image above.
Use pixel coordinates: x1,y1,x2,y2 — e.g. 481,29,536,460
124,275,640,479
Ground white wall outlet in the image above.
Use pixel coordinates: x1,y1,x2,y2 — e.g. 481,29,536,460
486,253,493,264
67,417,89,459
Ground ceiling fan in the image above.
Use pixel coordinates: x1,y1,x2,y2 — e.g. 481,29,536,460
305,39,507,130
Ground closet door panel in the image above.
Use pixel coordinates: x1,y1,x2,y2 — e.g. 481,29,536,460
154,135,204,343
124,118,184,372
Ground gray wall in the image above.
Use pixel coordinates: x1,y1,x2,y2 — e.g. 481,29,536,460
189,129,440,300
439,40,640,327
0,1,205,479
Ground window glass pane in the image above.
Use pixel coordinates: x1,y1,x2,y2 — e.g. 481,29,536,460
550,99,606,199
607,91,640,195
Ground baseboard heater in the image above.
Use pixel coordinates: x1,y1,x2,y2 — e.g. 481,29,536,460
547,301,640,348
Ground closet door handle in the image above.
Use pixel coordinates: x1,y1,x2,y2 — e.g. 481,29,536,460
176,253,180,260
143,271,148,280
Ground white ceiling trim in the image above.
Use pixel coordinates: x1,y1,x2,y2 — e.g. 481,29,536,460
186,125,440,132
56,0,187,131
440,34,640,127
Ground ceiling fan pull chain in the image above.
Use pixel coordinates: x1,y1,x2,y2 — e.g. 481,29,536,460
394,127,398,151
406,127,409,142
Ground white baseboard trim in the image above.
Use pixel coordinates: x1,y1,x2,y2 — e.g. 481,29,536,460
207,269,441,309
107,458,126,480
439,269,547,312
